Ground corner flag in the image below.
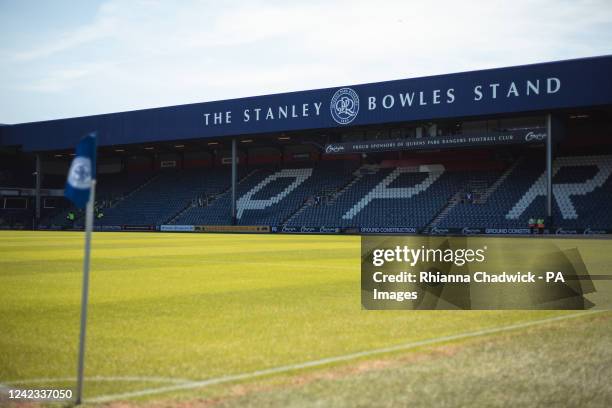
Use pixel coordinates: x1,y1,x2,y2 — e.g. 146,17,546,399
65,132,98,405
65,133,97,208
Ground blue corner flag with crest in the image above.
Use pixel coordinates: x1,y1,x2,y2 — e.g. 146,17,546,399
65,132,97,209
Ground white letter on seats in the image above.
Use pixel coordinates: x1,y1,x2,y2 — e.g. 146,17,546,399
342,166,444,220
236,168,313,219
506,155,612,219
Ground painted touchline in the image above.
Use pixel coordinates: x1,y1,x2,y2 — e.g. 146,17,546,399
85,310,604,403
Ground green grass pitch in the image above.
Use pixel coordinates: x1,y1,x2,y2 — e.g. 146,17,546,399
0,231,610,406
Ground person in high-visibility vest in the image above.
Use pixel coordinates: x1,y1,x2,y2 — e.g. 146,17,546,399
537,218,545,234
528,218,536,234
66,211,75,227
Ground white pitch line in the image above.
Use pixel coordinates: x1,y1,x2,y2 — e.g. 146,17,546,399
88,310,605,403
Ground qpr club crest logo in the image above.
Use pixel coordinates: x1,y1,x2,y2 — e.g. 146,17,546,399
67,157,92,190
330,87,359,125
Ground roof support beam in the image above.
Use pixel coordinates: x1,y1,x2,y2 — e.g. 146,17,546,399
231,138,237,225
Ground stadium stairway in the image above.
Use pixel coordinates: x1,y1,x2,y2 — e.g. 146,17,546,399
280,164,367,227
422,190,465,233
476,156,525,203
424,170,506,232
168,168,259,225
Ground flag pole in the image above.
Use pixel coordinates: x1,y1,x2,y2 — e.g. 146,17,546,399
75,179,96,405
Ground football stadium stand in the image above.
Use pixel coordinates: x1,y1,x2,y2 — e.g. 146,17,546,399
2,56,612,234
3,152,612,232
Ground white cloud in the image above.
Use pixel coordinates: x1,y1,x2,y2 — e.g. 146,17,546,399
1,0,612,123
20,62,117,92
11,9,118,62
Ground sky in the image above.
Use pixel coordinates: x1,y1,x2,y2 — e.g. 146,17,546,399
1,0,611,124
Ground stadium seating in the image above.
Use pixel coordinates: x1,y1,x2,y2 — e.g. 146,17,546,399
287,164,475,229
96,168,237,226
172,161,358,226
40,199,74,228
0,208,33,229
437,154,612,230
39,171,154,228
5,152,612,232
549,156,612,229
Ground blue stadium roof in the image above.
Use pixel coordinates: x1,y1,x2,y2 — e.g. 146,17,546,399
2,55,612,152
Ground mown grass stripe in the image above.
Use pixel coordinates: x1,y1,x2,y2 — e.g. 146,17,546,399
88,310,602,403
